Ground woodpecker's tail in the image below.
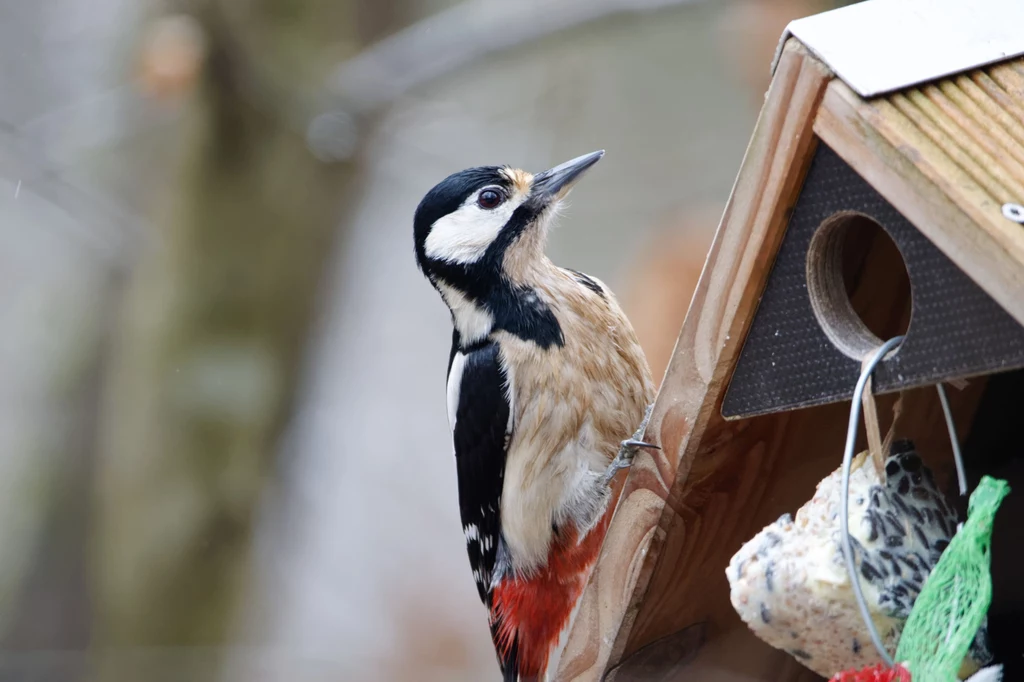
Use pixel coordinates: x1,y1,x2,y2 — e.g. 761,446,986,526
491,577,562,680
492,616,544,681
491,621,521,682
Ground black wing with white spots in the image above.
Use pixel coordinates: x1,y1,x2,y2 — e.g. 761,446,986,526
448,336,511,608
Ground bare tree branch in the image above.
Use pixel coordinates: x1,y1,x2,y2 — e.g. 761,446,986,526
325,0,706,110
307,0,708,160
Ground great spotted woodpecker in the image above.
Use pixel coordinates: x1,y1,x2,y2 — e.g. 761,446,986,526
413,150,657,681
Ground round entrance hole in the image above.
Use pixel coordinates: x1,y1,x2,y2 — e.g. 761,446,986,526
806,212,912,360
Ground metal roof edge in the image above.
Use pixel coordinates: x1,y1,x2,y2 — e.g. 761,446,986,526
768,0,1024,98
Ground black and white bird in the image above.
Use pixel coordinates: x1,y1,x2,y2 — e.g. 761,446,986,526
413,150,657,681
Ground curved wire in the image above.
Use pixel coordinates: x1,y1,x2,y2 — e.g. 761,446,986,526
840,346,973,667
936,383,968,496
840,335,904,667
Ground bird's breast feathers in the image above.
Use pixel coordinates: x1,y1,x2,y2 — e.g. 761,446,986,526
493,270,654,575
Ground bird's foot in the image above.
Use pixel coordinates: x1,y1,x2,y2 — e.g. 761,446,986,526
600,404,659,487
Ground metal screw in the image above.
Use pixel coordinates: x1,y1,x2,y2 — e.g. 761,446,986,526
1003,202,1024,224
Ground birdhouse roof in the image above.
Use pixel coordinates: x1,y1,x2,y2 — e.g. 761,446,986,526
771,0,1024,98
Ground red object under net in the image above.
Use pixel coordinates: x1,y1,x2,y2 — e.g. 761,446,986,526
830,664,912,682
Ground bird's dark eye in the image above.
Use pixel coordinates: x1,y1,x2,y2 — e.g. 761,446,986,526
478,189,504,210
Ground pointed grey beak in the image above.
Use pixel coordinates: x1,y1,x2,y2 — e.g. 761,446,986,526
532,150,605,200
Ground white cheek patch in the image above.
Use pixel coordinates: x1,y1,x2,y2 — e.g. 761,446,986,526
424,194,524,264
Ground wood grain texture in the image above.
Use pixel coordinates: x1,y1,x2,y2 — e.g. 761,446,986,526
553,40,833,682
814,57,1024,327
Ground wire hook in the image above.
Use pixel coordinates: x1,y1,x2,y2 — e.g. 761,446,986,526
840,336,903,667
840,336,971,667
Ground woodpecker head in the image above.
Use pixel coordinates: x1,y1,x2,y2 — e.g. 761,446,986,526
413,150,604,293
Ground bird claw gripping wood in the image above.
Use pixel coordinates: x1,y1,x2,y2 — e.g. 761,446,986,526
601,404,659,488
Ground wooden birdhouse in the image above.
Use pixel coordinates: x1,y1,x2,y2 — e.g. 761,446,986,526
555,0,1024,680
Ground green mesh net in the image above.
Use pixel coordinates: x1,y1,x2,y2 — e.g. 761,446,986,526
894,476,1010,681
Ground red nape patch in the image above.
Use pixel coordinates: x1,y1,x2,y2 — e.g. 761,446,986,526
830,663,912,682
491,513,613,677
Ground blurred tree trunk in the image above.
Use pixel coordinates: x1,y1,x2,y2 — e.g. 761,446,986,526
91,0,391,675
1,280,116,655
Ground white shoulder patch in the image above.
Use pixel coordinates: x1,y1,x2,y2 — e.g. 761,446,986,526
447,350,467,432
502,355,515,437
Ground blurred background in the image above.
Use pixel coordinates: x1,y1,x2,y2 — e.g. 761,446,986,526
0,0,848,680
